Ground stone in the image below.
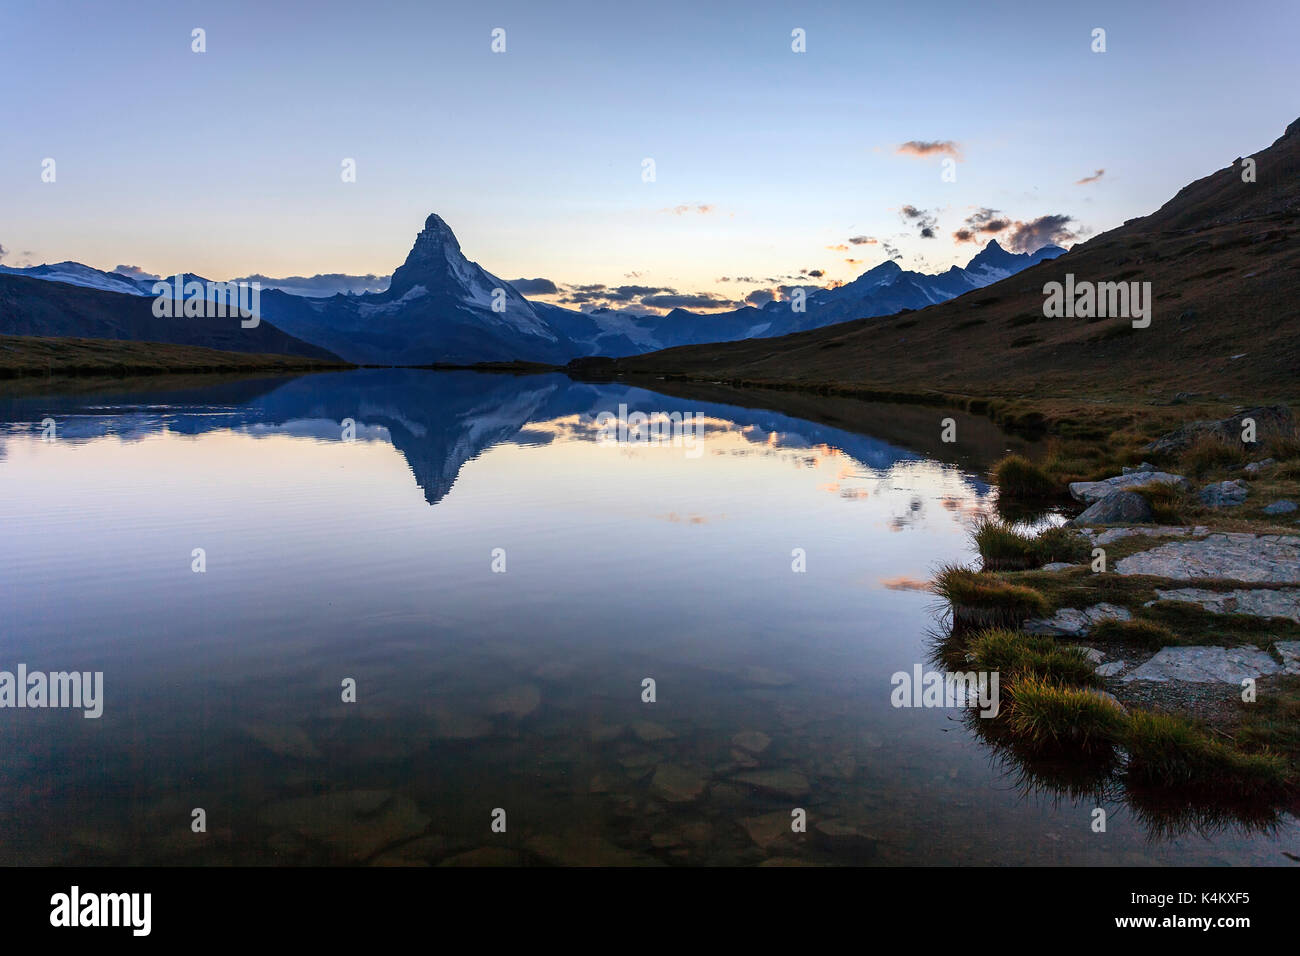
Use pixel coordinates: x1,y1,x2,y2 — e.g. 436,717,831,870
526,834,657,867
631,721,676,743
485,684,541,718
589,723,626,744
1114,533,1300,583
1144,405,1294,455
650,764,708,803
242,722,321,760
1274,641,1300,675
1243,458,1276,476
429,708,493,740
1069,472,1188,505
731,730,772,755
1094,661,1126,678
1067,646,1106,664
731,769,811,799
370,835,448,867
259,791,429,862
741,811,800,850
812,820,879,857
438,847,527,867
1024,603,1131,638
1120,646,1282,684
1199,480,1248,508
1040,562,1076,572
1086,525,1204,546
1122,462,1156,475
1151,587,1300,623
1263,500,1298,515
1072,491,1154,526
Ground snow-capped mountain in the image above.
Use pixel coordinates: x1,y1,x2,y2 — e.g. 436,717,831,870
2,217,1065,365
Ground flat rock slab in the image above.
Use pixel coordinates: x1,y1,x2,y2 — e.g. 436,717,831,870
1024,603,1131,637
1114,533,1300,583
731,769,811,799
650,764,709,803
1121,646,1281,684
1275,641,1300,675
1151,587,1300,623
1083,525,1207,546
1069,472,1188,504
260,790,429,862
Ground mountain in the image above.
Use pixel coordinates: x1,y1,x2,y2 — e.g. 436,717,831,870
0,273,341,361
2,217,1062,366
590,117,1300,402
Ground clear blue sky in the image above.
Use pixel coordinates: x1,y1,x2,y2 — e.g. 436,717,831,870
2,0,1296,312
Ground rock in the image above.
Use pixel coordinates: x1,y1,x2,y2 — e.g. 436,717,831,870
259,791,429,862
1120,646,1282,684
812,820,879,858
1263,500,1298,515
1095,690,1127,712
1274,641,1300,675
650,764,708,803
1040,562,1076,572
631,721,676,743
370,835,448,867
1151,587,1300,623
438,847,527,867
1115,533,1300,583
1072,490,1154,526
1144,405,1294,455
1199,480,1249,508
731,769,811,799
589,723,626,744
1067,646,1105,664
731,730,772,755
1086,525,1204,546
1122,462,1157,475
429,708,493,740
525,834,657,867
1094,661,1127,678
485,684,541,719
741,811,800,850
1069,472,1188,505
1243,458,1276,475
241,722,321,760
1024,603,1131,638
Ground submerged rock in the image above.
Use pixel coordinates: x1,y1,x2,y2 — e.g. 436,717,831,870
241,722,321,760
631,720,676,743
1121,646,1281,684
1114,533,1300,583
259,790,429,862
731,769,811,799
731,730,772,755
650,764,709,803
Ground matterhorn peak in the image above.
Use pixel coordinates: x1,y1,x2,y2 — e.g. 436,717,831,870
387,212,466,298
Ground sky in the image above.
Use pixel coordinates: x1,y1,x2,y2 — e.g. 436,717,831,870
1,0,1297,314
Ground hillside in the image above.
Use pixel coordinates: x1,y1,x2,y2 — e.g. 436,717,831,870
593,119,1300,406
0,273,343,362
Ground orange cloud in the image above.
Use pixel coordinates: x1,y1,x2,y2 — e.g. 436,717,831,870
897,140,962,161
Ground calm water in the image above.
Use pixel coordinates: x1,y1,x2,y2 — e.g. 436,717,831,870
0,369,1294,865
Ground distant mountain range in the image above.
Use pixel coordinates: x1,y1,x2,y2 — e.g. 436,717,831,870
0,215,1063,366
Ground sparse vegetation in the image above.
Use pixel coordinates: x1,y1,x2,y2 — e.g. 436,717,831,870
1089,618,1178,650
932,565,1048,628
973,520,1088,571
990,454,1057,499
1006,675,1125,754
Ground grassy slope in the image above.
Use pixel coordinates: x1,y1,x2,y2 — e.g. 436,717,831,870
0,334,352,379
600,120,1300,409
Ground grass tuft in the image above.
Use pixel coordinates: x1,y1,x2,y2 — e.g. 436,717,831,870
991,454,1057,499
932,565,1049,628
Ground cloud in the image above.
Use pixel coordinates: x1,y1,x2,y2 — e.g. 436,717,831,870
0,243,8,262
825,244,848,252
879,574,931,592
509,277,558,296
900,205,938,238
896,140,962,160
952,208,1012,242
112,264,160,280
881,241,902,260
1005,214,1079,252
807,269,825,278
844,258,861,265
661,203,714,215
640,291,736,310
744,288,776,307
848,236,877,245
231,273,391,297
1075,168,1105,185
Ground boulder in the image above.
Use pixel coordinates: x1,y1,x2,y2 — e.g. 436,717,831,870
1263,499,1298,515
1243,458,1276,476
1072,490,1154,525
1121,646,1281,684
1144,405,1295,455
1069,472,1188,504
1199,480,1248,508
